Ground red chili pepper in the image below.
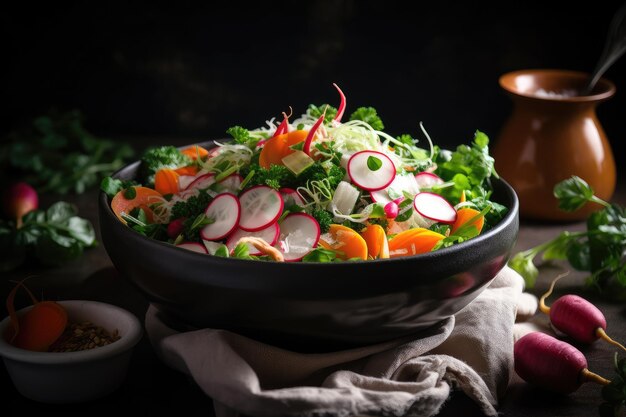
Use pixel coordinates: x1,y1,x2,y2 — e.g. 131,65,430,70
257,109,291,148
333,83,346,123
303,109,326,156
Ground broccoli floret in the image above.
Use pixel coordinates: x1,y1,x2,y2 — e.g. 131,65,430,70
368,218,389,231
170,190,212,221
239,163,298,190
312,209,333,233
139,146,191,186
299,163,345,189
342,220,366,233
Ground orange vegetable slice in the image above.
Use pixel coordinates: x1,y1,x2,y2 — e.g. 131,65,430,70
388,228,444,258
174,165,200,176
180,145,209,160
450,208,484,235
259,130,308,169
111,186,164,224
318,224,368,260
154,169,181,195
360,224,389,259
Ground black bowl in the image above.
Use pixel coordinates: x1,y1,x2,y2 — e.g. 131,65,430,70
99,141,519,351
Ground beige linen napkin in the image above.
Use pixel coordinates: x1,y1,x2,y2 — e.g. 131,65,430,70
146,266,533,417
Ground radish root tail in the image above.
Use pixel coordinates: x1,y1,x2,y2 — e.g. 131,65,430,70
596,328,626,353
538,271,570,315
580,368,610,386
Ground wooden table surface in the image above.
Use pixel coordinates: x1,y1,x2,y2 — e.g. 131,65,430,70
1,141,624,417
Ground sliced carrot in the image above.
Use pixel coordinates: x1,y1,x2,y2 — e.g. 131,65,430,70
180,145,209,160
360,224,389,259
5,280,68,352
154,169,181,195
451,207,484,235
259,130,308,169
111,186,164,224
318,224,368,260
388,228,444,258
174,165,199,176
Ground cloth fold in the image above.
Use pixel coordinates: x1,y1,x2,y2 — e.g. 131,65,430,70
146,266,533,417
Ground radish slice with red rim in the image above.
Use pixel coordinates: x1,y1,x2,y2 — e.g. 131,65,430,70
185,173,216,191
239,186,284,232
280,188,306,207
347,150,396,191
200,193,241,240
414,172,444,189
216,174,243,194
276,213,320,262
178,175,197,190
176,242,208,254
370,173,419,204
413,192,457,224
226,222,280,255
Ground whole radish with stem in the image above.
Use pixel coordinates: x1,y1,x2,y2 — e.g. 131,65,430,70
514,332,610,394
540,273,626,352
2,182,38,228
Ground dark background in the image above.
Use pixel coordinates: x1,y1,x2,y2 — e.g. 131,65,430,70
2,1,625,172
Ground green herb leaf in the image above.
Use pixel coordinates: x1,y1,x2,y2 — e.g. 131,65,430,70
123,187,137,200
349,107,384,130
308,104,338,124
367,155,382,171
233,242,254,260
553,176,609,212
214,244,229,257
226,126,256,147
302,248,338,262
509,251,539,289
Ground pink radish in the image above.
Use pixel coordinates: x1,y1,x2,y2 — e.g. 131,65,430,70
2,182,38,228
347,150,396,191
226,222,280,256
539,274,626,351
167,217,186,239
333,83,346,122
276,213,321,261
413,192,457,224
280,188,306,207
176,242,208,254
514,332,609,394
384,201,399,219
185,173,215,191
178,175,198,190
414,172,444,189
215,174,243,194
238,186,284,232
200,193,241,240
370,174,419,204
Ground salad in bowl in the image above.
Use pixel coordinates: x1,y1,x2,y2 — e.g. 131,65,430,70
102,85,507,263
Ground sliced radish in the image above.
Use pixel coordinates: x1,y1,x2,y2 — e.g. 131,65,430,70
238,186,284,232
178,175,197,190
176,242,208,254
280,188,306,207
347,150,396,191
276,213,321,262
200,193,241,240
415,172,444,189
370,173,419,204
215,174,243,194
413,192,457,224
185,173,216,191
226,222,280,255
202,239,225,255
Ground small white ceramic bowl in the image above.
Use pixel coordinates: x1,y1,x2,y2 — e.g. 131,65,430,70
0,300,142,404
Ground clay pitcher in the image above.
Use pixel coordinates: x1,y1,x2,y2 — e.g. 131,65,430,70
494,69,616,221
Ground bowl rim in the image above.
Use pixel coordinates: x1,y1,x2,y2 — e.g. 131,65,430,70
0,300,142,364
98,140,519,270
499,68,616,102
